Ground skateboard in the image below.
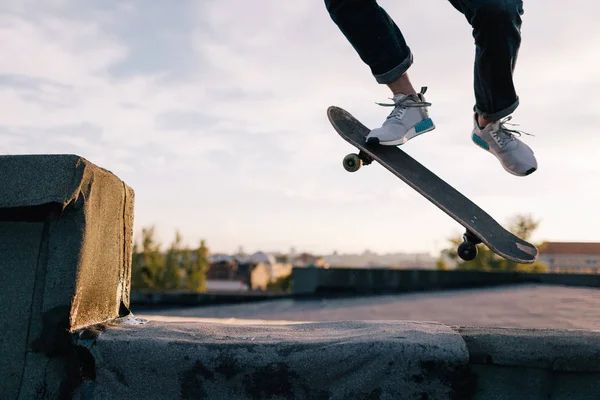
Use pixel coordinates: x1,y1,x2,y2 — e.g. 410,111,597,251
327,106,538,264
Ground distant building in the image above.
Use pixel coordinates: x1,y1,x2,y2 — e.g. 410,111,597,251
206,257,238,280
235,260,271,291
205,256,248,291
291,252,329,268
219,251,293,290
246,251,292,281
249,263,271,291
322,251,436,269
539,242,600,273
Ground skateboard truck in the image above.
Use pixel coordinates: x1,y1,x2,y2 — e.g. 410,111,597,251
343,150,373,172
458,230,482,261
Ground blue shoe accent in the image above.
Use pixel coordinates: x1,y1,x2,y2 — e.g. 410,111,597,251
472,133,490,151
415,118,434,133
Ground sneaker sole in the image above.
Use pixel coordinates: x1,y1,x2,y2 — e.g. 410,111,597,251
367,118,435,146
472,133,537,177
502,164,537,177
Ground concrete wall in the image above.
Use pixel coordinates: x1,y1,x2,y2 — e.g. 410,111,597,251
130,290,290,309
0,155,134,399
291,267,600,296
291,267,523,295
524,271,600,287
3,154,600,399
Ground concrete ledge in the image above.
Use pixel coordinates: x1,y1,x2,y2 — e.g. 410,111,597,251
70,319,600,399
458,327,600,371
0,154,134,399
77,318,472,399
457,327,600,399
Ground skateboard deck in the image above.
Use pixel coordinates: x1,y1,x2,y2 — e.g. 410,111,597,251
327,105,538,264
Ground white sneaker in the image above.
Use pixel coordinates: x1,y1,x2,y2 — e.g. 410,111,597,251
366,86,435,146
471,114,537,176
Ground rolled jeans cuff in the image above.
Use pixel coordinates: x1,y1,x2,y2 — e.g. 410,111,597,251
373,52,413,84
474,97,519,121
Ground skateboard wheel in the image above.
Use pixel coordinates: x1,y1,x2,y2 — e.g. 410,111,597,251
458,241,477,261
343,153,362,172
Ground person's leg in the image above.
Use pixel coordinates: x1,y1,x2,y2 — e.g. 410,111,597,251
462,0,523,125
325,0,434,145
460,0,537,176
324,0,415,94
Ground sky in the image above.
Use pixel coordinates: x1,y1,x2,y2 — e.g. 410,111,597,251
1,0,599,257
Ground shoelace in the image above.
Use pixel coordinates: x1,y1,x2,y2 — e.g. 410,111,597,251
375,87,432,119
492,116,534,147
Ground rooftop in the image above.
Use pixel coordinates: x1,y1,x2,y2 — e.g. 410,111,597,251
541,242,600,255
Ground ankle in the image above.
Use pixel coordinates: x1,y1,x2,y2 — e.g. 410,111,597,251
392,89,418,97
477,114,493,129
387,73,418,97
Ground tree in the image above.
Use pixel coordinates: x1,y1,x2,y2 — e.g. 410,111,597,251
133,226,167,289
266,273,293,293
164,231,183,290
130,226,212,291
181,245,192,286
131,240,147,289
507,214,540,242
186,239,209,292
435,258,449,271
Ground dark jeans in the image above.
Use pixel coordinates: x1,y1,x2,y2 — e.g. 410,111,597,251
324,0,524,120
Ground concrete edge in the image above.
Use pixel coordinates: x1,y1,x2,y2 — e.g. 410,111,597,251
454,326,600,371
0,154,86,210
65,317,600,399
